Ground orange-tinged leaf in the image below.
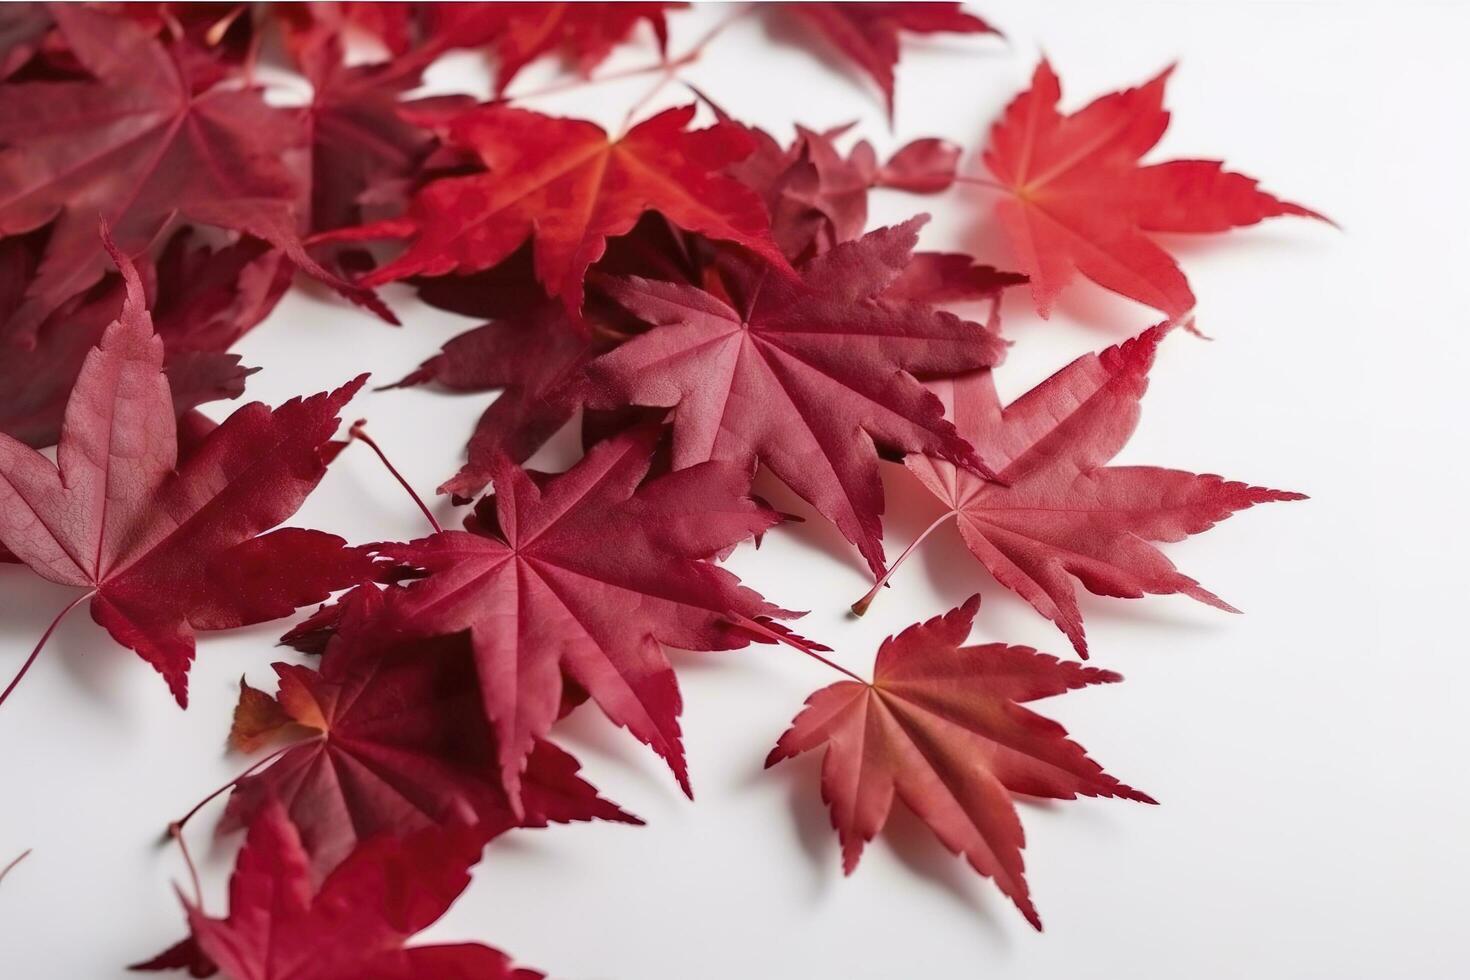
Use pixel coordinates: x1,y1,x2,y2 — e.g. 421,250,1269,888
768,595,1153,929
322,104,789,313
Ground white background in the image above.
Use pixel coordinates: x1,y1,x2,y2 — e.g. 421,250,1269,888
3,1,1468,977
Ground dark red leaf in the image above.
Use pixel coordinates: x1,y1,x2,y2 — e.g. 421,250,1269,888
0,5,391,338
220,585,637,880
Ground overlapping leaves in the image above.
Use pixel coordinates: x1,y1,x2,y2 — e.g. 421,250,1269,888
0,4,1320,974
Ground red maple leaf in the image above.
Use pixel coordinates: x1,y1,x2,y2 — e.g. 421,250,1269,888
375,427,812,808
133,802,542,979
431,2,685,95
780,3,999,119
856,325,1304,656
0,5,390,339
586,219,1005,577
318,103,788,313
982,60,1327,319
217,584,637,880
768,595,1153,929
0,236,371,707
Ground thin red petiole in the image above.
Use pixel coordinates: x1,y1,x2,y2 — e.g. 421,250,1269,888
0,848,31,887
349,420,444,535
510,60,665,101
514,3,752,111
618,71,679,135
681,3,755,60
621,2,754,131
170,741,305,834
0,590,95,710
168,824,203,908
851,511,957,616
731,614,866,684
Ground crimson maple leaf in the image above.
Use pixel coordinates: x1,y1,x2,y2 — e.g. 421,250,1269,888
218,584,637,880
0,5,389,340
780,3,999,120
1,228,290,448
768,595,1153,929
375,426,811,808
318,103,788,313
431,2,684,95
586,219,1005,578
858,325,1304,656
0,236,371,707
982,60,1327,319
133,802,542,979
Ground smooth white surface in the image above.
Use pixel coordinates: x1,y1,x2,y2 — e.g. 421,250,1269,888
3,2,1468,977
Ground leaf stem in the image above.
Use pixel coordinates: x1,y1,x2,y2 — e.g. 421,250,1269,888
508,59,674,102
168,824,203,909
348,420,444,534
0,848,31,887
731,614,866,684
0,590,95,710
170,740,306,833
851,511,956,616
680,3,755,62
512,4,752,113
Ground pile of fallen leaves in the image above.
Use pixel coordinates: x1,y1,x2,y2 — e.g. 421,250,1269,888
0,3,1323,974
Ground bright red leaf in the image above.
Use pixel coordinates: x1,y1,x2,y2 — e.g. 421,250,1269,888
768,595,1153,929
0,5,390,338
134,802,542,979
376,427,810,808
219,584,637,880
586,219,1004,577
0,236,371,706
319,103,788,313
881,325,1304,655
982,60,1327,319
